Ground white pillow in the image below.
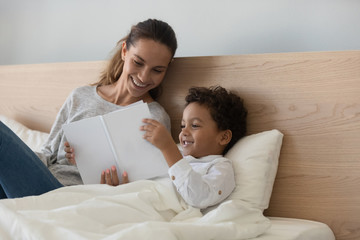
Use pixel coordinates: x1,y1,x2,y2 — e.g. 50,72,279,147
225,129,283,211
0,115,49,152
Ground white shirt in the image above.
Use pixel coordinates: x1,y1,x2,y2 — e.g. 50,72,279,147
168,155,235,209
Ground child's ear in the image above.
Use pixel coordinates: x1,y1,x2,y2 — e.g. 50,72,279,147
219,130,232,146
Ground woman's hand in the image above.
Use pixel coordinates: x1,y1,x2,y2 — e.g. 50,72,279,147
100,166,129,186
64,141,76,165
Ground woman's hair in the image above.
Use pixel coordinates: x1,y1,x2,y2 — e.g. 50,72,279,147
94,19,177,100
185,86,248,155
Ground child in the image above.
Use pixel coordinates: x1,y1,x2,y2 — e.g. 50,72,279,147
141,86,247,209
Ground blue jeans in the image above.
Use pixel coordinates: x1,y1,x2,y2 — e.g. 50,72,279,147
0,121,63,199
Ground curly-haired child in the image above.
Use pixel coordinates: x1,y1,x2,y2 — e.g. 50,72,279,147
141,86,247,209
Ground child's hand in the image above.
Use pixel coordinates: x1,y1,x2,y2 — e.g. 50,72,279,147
141,119,183,167
64,141,76,165
141,119,173,151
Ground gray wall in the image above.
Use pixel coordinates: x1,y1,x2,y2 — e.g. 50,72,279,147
1,0,360,65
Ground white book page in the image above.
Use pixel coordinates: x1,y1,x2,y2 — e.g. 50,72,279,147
103,103,169,182
62,116,119,184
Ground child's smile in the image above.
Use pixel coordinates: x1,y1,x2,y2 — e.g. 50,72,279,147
179,102,227,158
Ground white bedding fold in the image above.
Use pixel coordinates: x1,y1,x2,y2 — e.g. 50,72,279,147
0,178,270,240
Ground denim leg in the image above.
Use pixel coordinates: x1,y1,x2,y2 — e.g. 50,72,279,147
0,121,63,199
0,185,6,199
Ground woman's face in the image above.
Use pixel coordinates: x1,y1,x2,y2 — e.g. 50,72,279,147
121,39,173,99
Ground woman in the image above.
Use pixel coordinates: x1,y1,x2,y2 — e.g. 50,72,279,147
0,19,177,199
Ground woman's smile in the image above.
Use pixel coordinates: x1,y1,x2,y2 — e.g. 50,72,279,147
130,76,148,88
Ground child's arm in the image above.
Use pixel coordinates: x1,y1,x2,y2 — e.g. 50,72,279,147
169,156,235,209
141,118,183,167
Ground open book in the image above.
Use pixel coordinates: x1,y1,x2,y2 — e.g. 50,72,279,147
62,101,169,184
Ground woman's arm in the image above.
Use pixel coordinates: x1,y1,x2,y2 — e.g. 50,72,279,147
41,95,72,165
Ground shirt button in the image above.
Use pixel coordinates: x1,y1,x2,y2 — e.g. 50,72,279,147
171,175,176,180
218,190,222,195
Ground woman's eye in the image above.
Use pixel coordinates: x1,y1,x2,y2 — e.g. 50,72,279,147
133,60,142,66
180,125,185,129
153,69,163,73
192,124,199,128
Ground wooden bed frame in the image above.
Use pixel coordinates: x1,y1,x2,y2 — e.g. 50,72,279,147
0,51,359,240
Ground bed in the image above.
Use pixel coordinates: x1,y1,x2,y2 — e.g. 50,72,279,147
0,50,359,240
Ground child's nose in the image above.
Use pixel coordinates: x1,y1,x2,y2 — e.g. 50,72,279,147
181,127,189,136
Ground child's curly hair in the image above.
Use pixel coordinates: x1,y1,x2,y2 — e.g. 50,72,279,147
185,86,248,154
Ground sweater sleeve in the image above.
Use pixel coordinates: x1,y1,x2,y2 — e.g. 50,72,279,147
40,92,72,165
168,156,235,209
148,102,171,132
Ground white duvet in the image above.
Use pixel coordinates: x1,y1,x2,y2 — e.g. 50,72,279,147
0,178,270,240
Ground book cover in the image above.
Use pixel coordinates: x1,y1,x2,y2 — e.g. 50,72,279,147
62,101,169,184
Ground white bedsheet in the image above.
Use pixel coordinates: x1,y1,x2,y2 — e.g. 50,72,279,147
253,217,335,240
0,178,270,240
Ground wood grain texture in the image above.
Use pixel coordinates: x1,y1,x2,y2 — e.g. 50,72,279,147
0,61,105,132
158,51,360,240
0,51,359,240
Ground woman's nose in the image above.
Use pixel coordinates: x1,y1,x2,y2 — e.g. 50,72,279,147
138,68,150,82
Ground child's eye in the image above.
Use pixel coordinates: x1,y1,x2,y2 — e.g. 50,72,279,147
191,124,200,128
153,68,163,73
180,125,185,129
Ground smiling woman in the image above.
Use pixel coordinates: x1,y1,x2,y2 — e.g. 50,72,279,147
94,19,177,103
0,19,178,199
96,38,172,105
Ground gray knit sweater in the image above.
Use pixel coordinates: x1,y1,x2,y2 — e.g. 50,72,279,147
37,86,170,186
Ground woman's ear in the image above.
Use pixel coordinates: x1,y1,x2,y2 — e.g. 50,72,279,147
219,130,232,146
121,42,127,60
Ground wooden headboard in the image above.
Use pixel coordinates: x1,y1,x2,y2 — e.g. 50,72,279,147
0,51,359,240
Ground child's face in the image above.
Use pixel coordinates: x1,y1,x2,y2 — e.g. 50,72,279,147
179,102,229,158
